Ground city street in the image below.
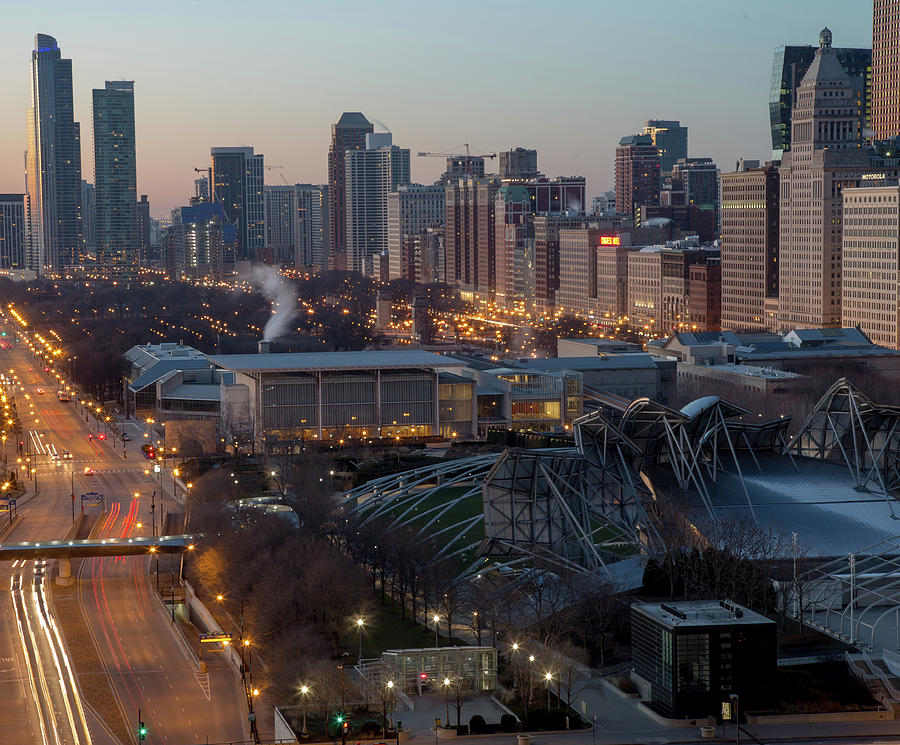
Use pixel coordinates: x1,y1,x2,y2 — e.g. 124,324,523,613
0,336,247,744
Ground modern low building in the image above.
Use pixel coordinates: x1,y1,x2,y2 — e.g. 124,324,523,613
631,600,776,719
208,349,476,451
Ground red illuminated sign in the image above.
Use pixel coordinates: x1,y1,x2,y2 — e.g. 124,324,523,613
599,236,621,246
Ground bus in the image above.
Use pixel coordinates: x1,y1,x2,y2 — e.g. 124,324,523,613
57,390,71,402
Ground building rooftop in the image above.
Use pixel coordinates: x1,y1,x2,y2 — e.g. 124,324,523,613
160,384,221,402
696,363,804,380
511,355,659,371
208,350,465,373
633,600,774,629
128,359,212,393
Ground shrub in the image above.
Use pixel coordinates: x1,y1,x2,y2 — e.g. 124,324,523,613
469,715,487,734
359,720,382,736
500,714,518,732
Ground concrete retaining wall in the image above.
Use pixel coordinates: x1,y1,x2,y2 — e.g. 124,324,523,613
183,579,243,674
746,709,893,725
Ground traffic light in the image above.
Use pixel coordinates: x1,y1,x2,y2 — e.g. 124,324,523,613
139,721,147,741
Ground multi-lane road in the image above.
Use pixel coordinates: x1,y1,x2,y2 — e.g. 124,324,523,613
0,336,247,744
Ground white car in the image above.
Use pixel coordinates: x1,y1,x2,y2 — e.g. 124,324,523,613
61,450,72,460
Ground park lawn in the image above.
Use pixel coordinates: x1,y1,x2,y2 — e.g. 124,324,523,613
361,598,462,657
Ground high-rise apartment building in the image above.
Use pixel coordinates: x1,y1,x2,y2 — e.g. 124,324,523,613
211,146,264,262
643,120,688,172
842,184,900,347
596,240,631,322
80,181,96,253
499,148,539,179
264,184,330,269
872,0,900,139
615,135,660,217
495,184,534,307
25,34,83,272
437,155,486,185
688,262,722,332
0,195,26,269
93,81,138,270
444,177,501,295
769,43,871,159
778,29,886,329
720,161,780,331
164,203,236,279
328,112,373,270
137,195,150,264
387,185,445,280
345,133,411,275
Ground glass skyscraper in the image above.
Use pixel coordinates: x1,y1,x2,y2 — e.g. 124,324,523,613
25,34,83,272
93,81,138,271
211,147,264,263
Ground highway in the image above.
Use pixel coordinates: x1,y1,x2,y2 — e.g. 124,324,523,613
0,330,247,744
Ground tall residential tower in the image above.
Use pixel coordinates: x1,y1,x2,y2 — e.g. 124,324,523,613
211,146,264,262
25,34,83,271
327,112,373,270
93,81,138,270
872,0,900,139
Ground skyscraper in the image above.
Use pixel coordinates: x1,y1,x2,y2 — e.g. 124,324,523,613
93,81,138,270
211,146,264,262
0,195,26,270
387,185,445,280
615,135,660,217
769,44,871,159
80,181,96,253
327,112,373,270
872,0,900,139
444,177,501,294
643,120,688,172
345,133,410,275
778,29,886,330
25,34,83,272
137,195,151,264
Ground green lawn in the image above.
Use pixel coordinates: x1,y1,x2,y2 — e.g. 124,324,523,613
358,598,464,657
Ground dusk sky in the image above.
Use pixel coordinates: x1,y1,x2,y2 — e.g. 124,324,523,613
0,1,872,217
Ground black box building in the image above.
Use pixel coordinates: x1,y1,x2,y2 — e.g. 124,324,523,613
631,600,776,719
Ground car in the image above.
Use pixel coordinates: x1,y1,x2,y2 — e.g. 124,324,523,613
61,450,72,460
122,433,132,441
50,451,59,460
35,388,44,394
83,467,94,475
98,433,105,440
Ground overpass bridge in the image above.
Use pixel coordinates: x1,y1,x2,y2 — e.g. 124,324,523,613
0,534,199,560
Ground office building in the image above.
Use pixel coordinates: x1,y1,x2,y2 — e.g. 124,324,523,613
387,184,445,280
328,112,373,270
670,158,718,209
25,34,83,271
499,147,539,178
642,120,688,172
769,43,871,159
873,0,900,139
444,177,501,296
533,213,589,310
211,146,264,262
93,81,138,270
778,29,889,330
596,239,631,322
615,135,660,217
495,185,535,307
557,226,603,317
0,195,26,269
720,161,780,331
631,601,776,719
591,191,617,216
137,195,150,265
345,132,411,275
842,184,900,348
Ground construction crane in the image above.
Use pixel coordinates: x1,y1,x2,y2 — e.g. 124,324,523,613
417,144,497,176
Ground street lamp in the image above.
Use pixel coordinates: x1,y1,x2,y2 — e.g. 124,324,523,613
545,672,552,709
356,617,365,661
442,677,451,726
730,693,740,745
299,684,310,737
526,655,535,722
433,614,440,647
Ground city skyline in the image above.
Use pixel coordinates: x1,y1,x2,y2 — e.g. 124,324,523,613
0,0,872,217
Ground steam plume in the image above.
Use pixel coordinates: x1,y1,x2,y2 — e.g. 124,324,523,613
252,266,298,341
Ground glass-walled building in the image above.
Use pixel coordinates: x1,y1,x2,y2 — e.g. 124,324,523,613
381,646,497,694
631,601,775,720
209,350,477,452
